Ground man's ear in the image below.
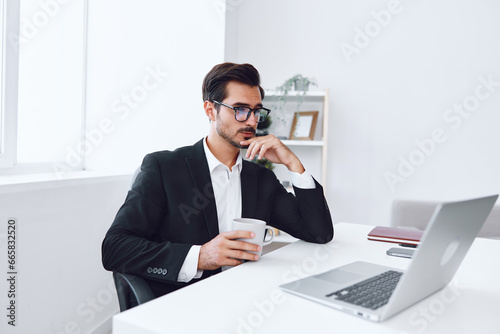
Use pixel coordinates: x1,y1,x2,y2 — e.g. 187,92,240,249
204,100,216,121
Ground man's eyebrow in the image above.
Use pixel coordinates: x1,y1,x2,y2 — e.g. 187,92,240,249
233,102,264,108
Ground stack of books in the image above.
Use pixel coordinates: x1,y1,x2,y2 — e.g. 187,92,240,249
367,226,423,246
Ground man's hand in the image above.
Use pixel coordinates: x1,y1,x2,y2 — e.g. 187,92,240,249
241,135,305,174
198,231,261,271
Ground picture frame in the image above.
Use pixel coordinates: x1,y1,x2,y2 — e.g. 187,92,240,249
289,111,319,140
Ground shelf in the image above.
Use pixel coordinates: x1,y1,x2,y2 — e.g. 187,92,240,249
282,140,324,147
264,90,326,97
263,88,329,187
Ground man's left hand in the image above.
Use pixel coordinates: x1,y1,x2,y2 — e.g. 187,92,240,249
241,135,305,174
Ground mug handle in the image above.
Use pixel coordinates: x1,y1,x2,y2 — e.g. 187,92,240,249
263,227,275,246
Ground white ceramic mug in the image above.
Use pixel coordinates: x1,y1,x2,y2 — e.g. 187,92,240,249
232,218,275,257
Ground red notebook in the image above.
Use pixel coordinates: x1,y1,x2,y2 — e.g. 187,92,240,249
367,226,423,246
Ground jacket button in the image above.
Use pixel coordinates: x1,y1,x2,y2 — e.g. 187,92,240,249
153,267,158,274
147,267,152,273
162,269,167,275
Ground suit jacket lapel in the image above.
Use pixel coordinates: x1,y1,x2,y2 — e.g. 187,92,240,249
241,160,258,218
185,139,219,239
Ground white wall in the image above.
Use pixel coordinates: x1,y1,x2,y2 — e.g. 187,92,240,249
0,176,130,334
226,0,500,225
84,0,226,174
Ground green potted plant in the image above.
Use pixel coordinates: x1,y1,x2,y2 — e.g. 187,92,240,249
250,156,275,170
269,74,317,136
251,114,274,169
256,114,272,137
275,74,317,107
291,74,316,92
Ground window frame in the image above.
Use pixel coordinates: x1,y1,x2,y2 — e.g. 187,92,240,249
0,0,20,168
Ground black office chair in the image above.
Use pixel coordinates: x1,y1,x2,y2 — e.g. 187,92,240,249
113,271,155,311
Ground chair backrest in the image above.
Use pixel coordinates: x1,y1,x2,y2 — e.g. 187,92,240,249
129,166,141,189
113,272,155,312
391,199,500,239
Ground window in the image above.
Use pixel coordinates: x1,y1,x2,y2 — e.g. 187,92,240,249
0,0,19,168
17,0,87,173
0,0,3,147
0,0,87,173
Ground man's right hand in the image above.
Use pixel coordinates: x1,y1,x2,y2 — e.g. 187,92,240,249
198,231,261,270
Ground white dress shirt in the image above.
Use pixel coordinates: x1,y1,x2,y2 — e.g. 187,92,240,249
176,137,315,282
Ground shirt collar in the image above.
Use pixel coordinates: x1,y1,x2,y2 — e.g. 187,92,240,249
203,137,243,173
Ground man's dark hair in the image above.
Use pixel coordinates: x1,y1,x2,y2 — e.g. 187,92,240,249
202,63,265,109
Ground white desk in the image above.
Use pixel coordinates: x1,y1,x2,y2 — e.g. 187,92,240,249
113,223,500,334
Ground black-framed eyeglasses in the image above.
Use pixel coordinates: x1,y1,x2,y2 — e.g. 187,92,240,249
213,100,271,123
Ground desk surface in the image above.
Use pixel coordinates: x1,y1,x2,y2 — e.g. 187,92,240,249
113,223,500,334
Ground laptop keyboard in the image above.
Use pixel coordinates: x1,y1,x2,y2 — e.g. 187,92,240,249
325,270,403,310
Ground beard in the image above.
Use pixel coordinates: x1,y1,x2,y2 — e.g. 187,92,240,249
215,113,255,149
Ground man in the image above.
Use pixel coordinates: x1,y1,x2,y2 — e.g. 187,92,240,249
102,63,333,298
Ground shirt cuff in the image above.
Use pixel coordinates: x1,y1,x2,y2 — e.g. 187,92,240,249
177,245,203,283
288,170,316,189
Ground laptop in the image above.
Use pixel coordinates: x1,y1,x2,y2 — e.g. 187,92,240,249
280,195,498,322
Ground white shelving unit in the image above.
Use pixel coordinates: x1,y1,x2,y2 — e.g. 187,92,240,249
263,89,329,186
281,140,324,147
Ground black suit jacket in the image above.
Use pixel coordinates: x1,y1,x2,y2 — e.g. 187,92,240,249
102,139,333,297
